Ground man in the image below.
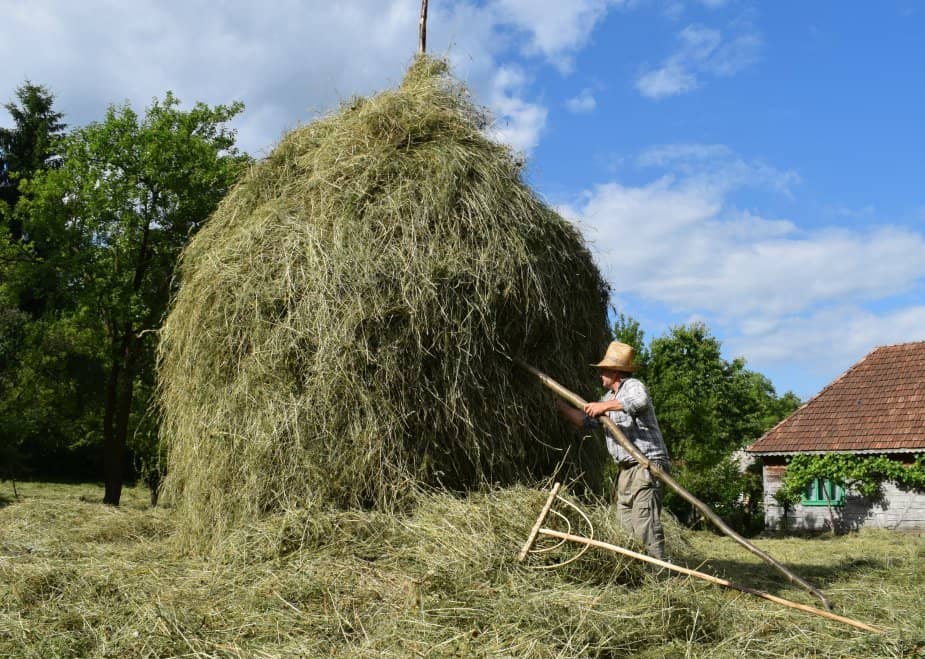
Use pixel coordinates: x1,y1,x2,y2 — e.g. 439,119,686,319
556,341,671,560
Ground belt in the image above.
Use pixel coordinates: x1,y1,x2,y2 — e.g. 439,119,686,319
620,459,669,472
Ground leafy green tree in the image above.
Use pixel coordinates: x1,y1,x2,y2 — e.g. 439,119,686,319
0,306,29,494
641,321,799,531
19,93,247,504
647,322,729,468
765,390,801,428
0,82,68,317
0,313,106,479
612,311,649,378
0,83,71,484
0,82,66,237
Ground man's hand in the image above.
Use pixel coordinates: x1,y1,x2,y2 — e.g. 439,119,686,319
583,399,621,417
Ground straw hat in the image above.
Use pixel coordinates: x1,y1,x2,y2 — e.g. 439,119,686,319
591,341,639,372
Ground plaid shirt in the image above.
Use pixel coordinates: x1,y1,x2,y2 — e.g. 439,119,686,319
585,378,670,467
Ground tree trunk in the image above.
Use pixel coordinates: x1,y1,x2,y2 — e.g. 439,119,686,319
102,325,135,505
823,482,838,536
102,347,121,505
103,208,153,505
148,473,161,507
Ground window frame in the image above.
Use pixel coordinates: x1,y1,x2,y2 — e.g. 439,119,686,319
801,477,846,507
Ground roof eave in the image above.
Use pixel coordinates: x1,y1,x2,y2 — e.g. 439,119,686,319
747,447,925,456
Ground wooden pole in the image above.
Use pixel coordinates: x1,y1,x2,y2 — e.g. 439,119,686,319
419,0,429,54
537,528,881,634
518,360,834,611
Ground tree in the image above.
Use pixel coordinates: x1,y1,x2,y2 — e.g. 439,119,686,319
642,321,800,531
0,82,67,315
0,311,106,482
0,83,72,485
611,311,649,379
0,306,28,495
0,82,66,236
647,322,729,468
20,93,248,504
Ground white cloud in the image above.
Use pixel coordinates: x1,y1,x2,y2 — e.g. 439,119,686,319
728,306,925,383
635,63,698,99
637,143,800,196
637,142,733,166
636,23,761,98
707,32,762,76
824,204,876,220
485,66,548,154
662,2,686,22
491,0,626,72
0,0,613,155
566,88,597,113
578,179,925,319
567,144,925,384
679,24,724,55
2,2,419,153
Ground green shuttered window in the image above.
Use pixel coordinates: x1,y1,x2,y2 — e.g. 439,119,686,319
801,478,846,506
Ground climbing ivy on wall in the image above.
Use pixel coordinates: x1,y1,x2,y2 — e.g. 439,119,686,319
775,453,925,506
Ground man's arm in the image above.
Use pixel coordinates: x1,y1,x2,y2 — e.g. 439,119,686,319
619,379,649,416
555,397,586,429
584,398,622,418
557,398,617,436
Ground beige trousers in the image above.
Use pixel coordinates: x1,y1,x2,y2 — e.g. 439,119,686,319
616,463,666,560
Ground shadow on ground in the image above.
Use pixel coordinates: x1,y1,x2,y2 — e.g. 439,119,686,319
674,553,885,596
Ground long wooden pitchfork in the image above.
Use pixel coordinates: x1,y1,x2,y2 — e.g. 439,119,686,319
518,483,882,634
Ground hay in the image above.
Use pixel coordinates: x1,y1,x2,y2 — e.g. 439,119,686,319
157,56,609,546
2,482,918,657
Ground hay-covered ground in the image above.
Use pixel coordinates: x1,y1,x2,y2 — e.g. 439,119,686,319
1,482,922,658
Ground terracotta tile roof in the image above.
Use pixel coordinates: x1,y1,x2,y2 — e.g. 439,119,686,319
746,341,925,455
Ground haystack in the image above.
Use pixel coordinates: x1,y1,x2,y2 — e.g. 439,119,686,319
157,57,609,546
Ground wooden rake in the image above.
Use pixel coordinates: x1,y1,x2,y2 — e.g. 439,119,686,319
517,482,882,634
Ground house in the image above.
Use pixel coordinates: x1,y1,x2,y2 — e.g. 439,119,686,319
746,341,925,531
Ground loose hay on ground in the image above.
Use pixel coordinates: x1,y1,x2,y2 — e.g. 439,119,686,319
2,483,920,657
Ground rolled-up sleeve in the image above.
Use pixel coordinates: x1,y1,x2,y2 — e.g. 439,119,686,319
620,380,650,416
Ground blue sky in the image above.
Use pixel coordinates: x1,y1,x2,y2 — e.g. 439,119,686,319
2,1,924,399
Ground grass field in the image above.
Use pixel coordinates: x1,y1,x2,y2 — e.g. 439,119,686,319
1,480,922,657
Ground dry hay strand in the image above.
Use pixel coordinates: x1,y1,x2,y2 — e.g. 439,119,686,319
157,56,610,549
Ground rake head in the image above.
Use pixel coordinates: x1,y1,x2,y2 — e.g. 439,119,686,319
517,482,595,570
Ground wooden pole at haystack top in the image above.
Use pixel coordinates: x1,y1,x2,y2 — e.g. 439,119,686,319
419,0,429,54
519,361,835,612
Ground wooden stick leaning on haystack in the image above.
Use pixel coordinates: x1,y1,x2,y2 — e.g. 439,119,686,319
518,361,834,612
518,483,881,634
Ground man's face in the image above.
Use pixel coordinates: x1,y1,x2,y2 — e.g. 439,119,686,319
599,368,622,390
